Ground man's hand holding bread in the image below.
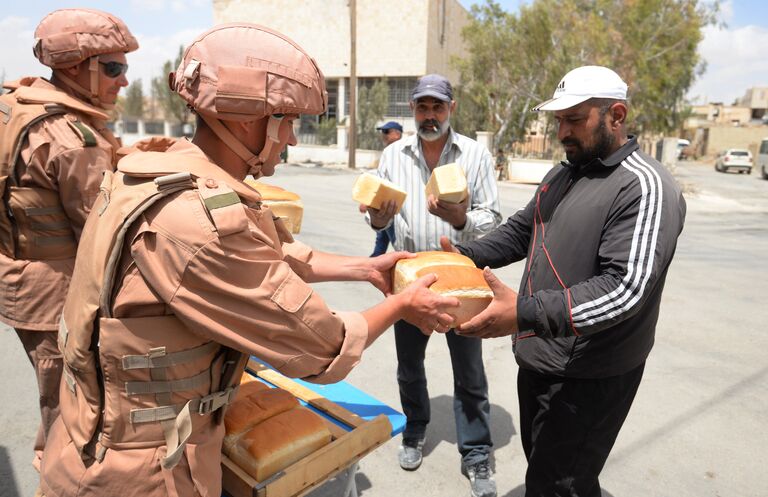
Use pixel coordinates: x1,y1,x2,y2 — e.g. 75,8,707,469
457,268,519,338
368,199,399,229
427,194,468,229
439,236,520,338
425,162,470,229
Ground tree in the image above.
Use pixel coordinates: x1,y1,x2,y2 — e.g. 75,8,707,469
151,46,190,124
356,78,389,150
452,0,718,151
124,79,144,118
316,117,338,145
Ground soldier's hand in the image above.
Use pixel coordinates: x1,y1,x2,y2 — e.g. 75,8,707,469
457,267,519,338
427,194,468,229
399,273,459,336
368,200,398,229
368,251,415,296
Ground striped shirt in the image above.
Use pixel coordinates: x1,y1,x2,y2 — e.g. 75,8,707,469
369,129,502,252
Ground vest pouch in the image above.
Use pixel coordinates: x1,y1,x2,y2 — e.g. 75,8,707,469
8,186,76,260
98,316,222,449
0,176,15,257
59,359,103,455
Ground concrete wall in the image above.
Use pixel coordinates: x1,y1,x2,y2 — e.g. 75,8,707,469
285,144,380,168
705,126,768,157
506,158,555,184
213,0,468,80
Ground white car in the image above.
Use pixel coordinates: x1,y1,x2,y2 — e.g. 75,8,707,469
714,149,753,174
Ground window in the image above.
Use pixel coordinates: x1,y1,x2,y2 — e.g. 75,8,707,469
386,77,417,117
344,77,418,118
326,79,338,120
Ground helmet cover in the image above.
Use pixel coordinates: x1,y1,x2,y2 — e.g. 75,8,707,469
170,23,328,122
33,8,139,69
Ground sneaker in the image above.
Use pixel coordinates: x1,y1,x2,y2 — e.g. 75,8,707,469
461,460,497,497
398,435,426,470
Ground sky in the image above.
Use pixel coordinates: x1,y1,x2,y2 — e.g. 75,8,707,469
1,0,766,105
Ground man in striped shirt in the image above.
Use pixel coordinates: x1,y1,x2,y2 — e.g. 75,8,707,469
366,74,502,497
451,66,687,497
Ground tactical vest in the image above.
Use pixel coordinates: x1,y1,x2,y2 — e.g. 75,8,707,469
57,141,269,469
0,79,110,260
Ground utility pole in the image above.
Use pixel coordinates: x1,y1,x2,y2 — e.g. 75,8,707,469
348,0,357,169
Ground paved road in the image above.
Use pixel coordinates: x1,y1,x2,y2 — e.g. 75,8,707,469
1,159,766,497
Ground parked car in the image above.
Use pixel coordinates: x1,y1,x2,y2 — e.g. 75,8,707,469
714,149,752,174
757,138,768,180
677,139,691,160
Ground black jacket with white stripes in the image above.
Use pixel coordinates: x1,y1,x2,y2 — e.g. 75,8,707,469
456,136,686,378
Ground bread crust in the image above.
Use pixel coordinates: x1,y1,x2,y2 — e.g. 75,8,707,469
224,387,299,448
226,406,332,481
394,252,492,326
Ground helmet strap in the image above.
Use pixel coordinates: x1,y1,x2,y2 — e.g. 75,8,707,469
200,114,263,174
255,115,284,168
199,114,284,178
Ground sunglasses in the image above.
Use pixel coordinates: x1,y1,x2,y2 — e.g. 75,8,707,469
99,61,129,78
381,129,393,135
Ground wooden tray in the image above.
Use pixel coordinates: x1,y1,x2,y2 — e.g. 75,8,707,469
221,359,393,497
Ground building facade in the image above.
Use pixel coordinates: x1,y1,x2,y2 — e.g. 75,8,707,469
738,87,768,121
213,0,471,134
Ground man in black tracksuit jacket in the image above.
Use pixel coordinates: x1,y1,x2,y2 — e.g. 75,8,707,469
449,66,686,497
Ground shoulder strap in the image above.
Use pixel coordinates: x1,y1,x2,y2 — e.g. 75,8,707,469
196,177,248,236
66,120,98,147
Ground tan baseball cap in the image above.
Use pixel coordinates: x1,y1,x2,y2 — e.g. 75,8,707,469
33,8,138,69
170,23,327,122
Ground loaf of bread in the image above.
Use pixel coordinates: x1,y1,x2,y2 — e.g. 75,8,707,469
223,385,299,452
245,179,304,233
393,251,476,294
352,173,407,213
226,406,332,481
425,163,467,203
393,251,492,326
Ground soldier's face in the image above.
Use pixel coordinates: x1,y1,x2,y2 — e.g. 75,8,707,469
68,52,129,106
96,52,130,105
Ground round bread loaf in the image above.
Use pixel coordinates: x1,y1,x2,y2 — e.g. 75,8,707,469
415,265,492,326
393,252,492,326
393,251,475,294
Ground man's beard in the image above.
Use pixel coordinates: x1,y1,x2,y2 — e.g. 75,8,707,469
561,119,615,166
417,117,450,142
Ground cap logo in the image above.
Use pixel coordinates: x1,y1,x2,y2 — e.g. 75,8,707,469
555,80,565,93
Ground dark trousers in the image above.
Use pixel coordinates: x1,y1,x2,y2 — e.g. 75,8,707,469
518,363,645,497
370,225,395,257
395,320,492,465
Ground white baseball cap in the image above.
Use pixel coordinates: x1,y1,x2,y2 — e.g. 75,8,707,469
532,65,627,112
